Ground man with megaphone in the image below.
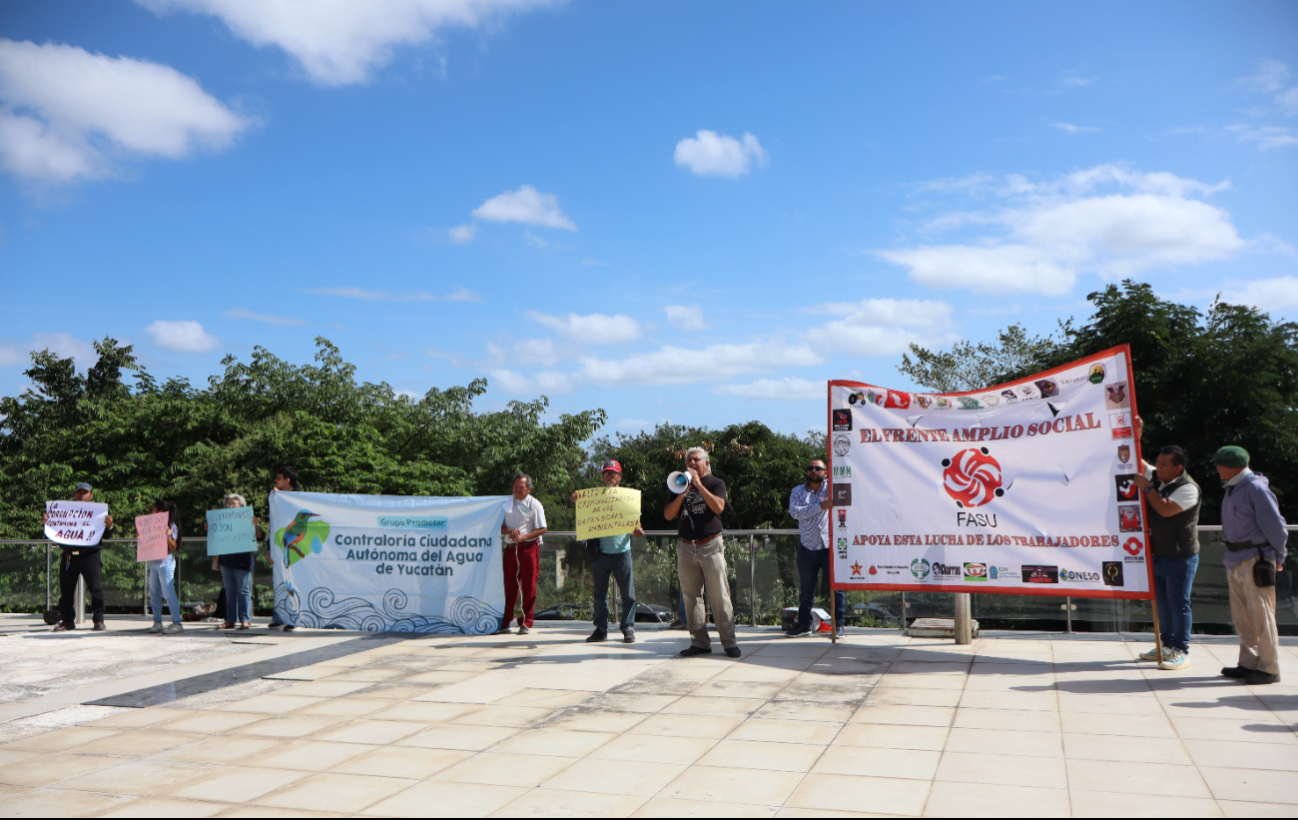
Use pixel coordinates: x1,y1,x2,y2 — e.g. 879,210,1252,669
665,446,740,658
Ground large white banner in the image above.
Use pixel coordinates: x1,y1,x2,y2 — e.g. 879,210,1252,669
269,491,509,633
829,345,1153,599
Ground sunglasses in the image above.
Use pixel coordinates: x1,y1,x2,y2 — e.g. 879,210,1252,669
805,465,826,471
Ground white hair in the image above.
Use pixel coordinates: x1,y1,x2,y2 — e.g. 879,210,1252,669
685,446,710,463
224,493,247,507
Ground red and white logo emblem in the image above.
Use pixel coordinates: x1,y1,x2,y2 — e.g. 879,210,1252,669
942,448,1004,508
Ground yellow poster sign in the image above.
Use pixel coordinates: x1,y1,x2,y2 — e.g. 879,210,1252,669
575,486,642,541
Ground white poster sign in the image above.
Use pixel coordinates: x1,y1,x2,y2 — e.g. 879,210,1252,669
269,491,509,633
44,500,108,547
829,345,1153,599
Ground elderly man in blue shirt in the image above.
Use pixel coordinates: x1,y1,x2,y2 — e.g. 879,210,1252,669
1215,446,1290,685
788,459,845,638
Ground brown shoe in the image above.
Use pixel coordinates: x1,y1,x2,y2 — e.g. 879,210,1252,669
92,621,107,631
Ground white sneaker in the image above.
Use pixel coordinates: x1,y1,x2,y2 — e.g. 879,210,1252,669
147,623,164,634
1137,646,1164,662
1159,650,1190,670
163,623,185,635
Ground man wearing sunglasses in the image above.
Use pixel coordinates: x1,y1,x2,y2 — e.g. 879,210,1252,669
788,459,845,638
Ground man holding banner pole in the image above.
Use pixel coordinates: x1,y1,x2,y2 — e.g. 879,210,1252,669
575,460,643,644
1130,417,1200,671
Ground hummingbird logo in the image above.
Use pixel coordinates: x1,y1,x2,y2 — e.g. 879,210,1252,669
275,511,331,568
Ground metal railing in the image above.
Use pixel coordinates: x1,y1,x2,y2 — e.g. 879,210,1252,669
3,526,1296,634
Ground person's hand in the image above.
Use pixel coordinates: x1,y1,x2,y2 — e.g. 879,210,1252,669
633,525,645,537
1132,474,1152,490
820,498,833,510
1134,415,1143,439
104,515,114,528
204,522,209,531
211,557,220,571
570,491,579,503
685,466,701,485
41,513,48,525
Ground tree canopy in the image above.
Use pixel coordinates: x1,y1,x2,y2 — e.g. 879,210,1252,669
0,337,606,539
898,281,1298,521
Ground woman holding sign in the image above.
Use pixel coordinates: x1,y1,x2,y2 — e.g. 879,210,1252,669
208,494,263,630
147,500,184,635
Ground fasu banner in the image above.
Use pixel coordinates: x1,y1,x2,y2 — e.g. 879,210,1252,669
269,491,509,632
828,345,1153,599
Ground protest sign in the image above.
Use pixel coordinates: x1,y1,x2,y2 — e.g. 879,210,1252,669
575,486,642,541
206,507,258,556
135,511,170,562
44,500,108,547
828,345,1152,599
269,492,508,633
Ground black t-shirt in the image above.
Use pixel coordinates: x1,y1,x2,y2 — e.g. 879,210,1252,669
677,475,727,541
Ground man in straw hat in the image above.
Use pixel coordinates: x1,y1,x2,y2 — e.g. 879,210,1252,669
1215,445,1289,685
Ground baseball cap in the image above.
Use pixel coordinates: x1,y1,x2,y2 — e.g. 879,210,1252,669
1213,446,1250,469
600,460,623,474
74,482,93,492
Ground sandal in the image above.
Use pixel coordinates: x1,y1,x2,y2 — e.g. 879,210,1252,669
237,622,250,630
217,622,235,629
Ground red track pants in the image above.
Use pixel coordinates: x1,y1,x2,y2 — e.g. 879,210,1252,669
503,540,540,628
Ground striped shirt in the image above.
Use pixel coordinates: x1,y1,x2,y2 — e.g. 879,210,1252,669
788,483,829,550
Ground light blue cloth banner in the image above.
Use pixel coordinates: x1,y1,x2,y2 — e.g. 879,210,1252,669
206,507,258,556
268,491,508,634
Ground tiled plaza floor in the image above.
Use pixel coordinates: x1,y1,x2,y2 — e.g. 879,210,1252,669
0,619,1296,817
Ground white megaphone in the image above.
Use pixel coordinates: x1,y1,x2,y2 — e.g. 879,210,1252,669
667,471,692,494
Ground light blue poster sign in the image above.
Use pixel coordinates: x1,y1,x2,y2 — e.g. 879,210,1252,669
268,491,508,634
206,507,258,556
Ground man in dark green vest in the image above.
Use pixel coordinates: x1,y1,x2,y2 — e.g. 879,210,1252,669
1133,418,1200,671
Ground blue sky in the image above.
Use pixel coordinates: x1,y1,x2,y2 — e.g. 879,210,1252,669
1,1,1296,437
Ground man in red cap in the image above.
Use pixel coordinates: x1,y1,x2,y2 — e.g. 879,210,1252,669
574,460,643,643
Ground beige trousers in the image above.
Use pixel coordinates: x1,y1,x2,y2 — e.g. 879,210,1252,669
677,536,737,649
1227,556,1280,675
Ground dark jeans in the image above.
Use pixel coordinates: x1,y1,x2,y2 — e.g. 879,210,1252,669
58,549,105,627
1153,553,1199,653
592,550,636,633
797,545,845,631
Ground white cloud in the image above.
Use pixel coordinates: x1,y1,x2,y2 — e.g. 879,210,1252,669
146,320,221,353
674,130,767,178
445,285,483,302
486,337,562,367
489,340,821,394
1224,276,1298,310
1052,122,1100,134
527,311,642,344
1060,75,1097,87
0,332,96,368
0,39,248,182
664,304,707,331
448,223,476,243
808,298,959,355
522,229,549,249
140,0,551,86
880,244,1078,296
1245,59,1290,95
225,307,306,325
472,185,576,230
1229,124,1298,151
715,378,821,401
880,165,1246,295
